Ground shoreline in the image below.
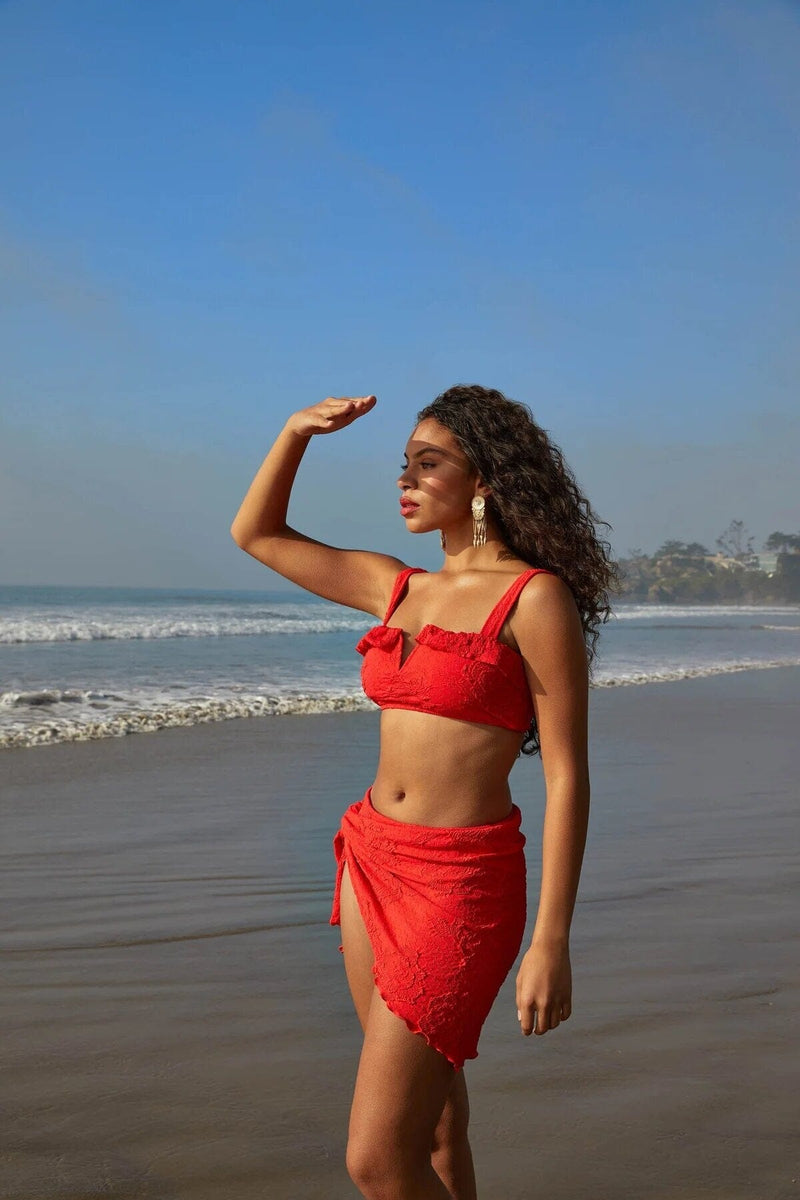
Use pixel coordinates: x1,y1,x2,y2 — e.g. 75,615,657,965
2,665,798,1198
4,654,800,753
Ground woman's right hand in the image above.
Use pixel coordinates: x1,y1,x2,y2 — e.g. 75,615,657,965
287,395,376,438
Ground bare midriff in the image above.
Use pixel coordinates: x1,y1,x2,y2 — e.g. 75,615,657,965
370,708,524,827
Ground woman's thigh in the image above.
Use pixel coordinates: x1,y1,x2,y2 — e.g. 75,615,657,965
339,861,375,1031
349,986,457,1160
339,860,461,1152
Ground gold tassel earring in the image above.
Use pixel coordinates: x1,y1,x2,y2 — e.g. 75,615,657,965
471,496,487,547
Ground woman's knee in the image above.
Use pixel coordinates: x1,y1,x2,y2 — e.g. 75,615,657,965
346,1134,429,1197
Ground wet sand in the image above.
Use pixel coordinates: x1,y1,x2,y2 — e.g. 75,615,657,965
2,667,798,1199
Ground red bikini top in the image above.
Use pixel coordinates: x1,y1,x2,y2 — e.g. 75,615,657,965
356,566,556,733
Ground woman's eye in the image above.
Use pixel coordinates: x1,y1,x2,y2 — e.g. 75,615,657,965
420,461,436,469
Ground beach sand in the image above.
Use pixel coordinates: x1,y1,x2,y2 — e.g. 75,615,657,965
2,666,798,1199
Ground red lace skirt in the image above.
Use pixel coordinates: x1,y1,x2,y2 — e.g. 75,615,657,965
330,787,527,1070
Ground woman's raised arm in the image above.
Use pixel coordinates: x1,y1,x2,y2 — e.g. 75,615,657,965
230,395,405,616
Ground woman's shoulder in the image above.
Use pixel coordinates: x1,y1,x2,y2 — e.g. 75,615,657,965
514,567,577,620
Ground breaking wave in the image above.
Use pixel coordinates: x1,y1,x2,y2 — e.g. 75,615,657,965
4,655,800,750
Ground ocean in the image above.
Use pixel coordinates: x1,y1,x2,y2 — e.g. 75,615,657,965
2,583,799,750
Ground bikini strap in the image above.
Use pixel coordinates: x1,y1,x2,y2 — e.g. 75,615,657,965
480,568,555,639
383,567,427,624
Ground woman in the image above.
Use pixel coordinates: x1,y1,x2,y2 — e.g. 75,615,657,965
231,384,617,1200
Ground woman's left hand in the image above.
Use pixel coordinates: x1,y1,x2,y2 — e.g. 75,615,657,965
515,939,572,1036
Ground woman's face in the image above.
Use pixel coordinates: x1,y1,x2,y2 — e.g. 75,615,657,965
397,418,480,535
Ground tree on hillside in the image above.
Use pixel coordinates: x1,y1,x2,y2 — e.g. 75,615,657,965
622,547,651,589
765,531,800,553
654,539,710,559
716,519,754,560
655,539,689,557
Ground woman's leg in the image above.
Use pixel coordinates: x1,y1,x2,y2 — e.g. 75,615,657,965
429,1068,476,1200
347,988,458,1199
339,863,477,1200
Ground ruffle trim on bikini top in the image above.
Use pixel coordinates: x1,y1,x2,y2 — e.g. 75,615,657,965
356,622,515,666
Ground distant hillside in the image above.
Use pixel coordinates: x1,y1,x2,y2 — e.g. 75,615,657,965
615,524,800,603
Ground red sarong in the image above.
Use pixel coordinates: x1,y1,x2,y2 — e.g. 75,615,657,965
330,787,527,1070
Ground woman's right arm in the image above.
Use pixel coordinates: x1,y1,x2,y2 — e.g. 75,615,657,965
229,395,405,616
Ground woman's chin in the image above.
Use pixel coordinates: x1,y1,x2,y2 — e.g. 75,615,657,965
404,519,436,536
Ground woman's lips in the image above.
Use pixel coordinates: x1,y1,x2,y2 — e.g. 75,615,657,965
400,501,420,516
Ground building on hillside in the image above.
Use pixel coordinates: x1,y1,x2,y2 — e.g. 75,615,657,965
754,552,780,576
706,554,742,571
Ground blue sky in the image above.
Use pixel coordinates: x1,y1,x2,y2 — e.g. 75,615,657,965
1,0,798,588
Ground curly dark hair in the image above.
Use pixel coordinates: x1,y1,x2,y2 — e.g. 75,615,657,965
417,384,621,756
